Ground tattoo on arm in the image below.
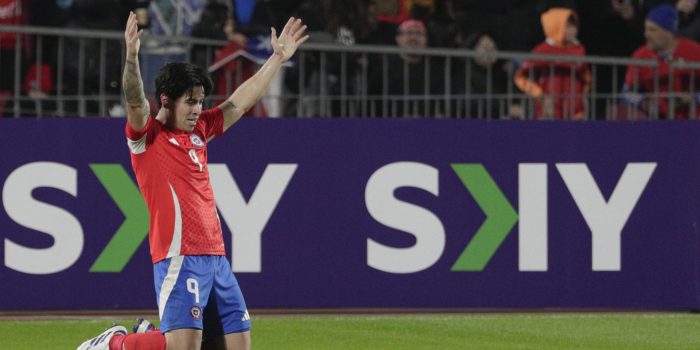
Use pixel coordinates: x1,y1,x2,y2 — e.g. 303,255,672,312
123,58,149,115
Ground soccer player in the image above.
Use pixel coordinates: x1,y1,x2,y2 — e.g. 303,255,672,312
77,11,308,350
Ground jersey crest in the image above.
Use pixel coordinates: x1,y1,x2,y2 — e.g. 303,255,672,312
190,134,204,147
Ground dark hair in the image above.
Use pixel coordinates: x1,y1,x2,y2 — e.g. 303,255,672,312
192,3,230,39
154,62,213,107
464,30,494,50
200,3,230,29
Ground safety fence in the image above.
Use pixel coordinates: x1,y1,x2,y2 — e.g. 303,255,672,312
1,24,699,120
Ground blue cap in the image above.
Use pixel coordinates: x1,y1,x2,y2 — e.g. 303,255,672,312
646,4,678,34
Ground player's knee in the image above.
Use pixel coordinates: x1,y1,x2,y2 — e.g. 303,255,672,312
201,331,251,350
165,330,203,350
166,341,202,350
230,331,251,350
237,331,251,350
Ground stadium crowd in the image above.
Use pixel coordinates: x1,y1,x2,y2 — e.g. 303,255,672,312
1,0,700,119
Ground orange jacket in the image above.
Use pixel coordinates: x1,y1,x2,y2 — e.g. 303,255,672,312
514,8,591,119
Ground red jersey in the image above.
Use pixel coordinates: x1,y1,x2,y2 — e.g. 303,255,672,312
625,37,700,119
515,41,591,120
514,8,591,120
125,108,225,263
0,0,22,49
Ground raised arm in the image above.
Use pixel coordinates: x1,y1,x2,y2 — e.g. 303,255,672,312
218,17,309,131
123,11,150,131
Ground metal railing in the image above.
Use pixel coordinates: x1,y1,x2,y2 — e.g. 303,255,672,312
1,24,699,120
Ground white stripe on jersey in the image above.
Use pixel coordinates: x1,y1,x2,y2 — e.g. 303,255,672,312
167,184,183,258
158,255,184,321
126,134,148,155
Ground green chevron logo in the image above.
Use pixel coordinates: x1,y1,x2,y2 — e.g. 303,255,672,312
89,164,149,273
450,164,518,271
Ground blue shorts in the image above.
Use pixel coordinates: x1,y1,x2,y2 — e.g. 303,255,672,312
153,255,251,339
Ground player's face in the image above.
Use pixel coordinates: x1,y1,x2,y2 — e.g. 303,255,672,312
172,86,205,132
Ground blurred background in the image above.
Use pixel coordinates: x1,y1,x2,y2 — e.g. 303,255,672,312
2,0,700,321
1,0,699,120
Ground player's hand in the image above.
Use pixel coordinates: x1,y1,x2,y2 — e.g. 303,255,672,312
271,17,309,62
125,11,144,59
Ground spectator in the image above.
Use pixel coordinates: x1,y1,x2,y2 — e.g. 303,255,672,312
321,0,374,116
677,0,700,41
62,0,132,116
454,0,544,53
514,7,591,120
610,0,646,43
374,0,410,45
0,0,27,116
279,0,323,116
409,0,458,48
191,2,247,71
20,49,55,116
644,0,700,41
576,0,644,118
285,0,374,117
452,31,516,119
193,2,270,117
623,4,700,119
345,0,384,48
612,0,639,21
20,0,76,117
22,62,53,98
368,19,445,117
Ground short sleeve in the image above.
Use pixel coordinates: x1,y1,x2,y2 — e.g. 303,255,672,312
125,116,157,155
126,115,155,140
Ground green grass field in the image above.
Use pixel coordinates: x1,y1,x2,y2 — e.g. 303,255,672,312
1,313,699,349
